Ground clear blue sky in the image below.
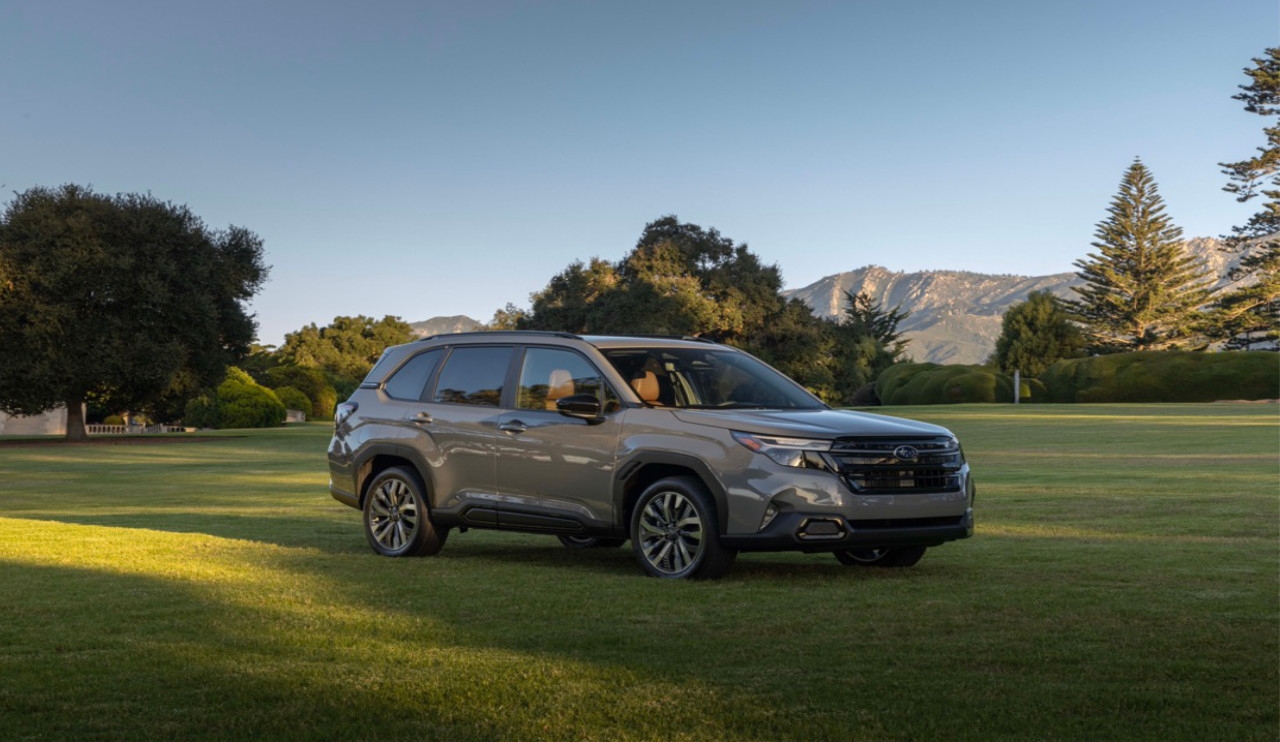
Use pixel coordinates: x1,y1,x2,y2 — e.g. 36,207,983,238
3,0,1276,346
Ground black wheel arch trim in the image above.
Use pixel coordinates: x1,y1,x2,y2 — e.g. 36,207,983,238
612,452,729,535
350,443,438,510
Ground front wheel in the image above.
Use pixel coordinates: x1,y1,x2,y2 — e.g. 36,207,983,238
363,466,448,557
834,545,927,568
630,476,736,580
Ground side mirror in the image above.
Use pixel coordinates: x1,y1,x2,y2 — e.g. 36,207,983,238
556,394,604,422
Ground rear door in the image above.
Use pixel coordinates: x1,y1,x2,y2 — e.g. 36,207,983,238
410,345,514,513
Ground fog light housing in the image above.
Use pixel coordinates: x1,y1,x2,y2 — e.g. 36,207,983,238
759,503,779,531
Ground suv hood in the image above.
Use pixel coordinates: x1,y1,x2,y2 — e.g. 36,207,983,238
669,408,953,440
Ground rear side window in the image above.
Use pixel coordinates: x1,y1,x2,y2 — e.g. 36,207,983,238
432,346,512,407
383,349,443,401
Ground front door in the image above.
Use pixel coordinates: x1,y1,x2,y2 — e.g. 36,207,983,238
494,346,624,529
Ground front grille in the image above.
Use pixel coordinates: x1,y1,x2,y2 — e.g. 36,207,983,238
829,436,963,495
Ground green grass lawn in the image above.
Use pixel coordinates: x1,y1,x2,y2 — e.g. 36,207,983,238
0,404,1276,741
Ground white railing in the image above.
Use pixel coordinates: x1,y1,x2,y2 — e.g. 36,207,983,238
86,424,190,435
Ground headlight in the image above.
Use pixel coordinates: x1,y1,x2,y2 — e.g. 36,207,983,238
732,431,832,469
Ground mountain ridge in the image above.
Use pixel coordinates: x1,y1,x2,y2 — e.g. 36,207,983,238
782,237,1237,364
410,237,1240,365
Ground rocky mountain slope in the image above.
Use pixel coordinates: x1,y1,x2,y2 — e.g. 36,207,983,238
409,315,484,337
784,237,1238,364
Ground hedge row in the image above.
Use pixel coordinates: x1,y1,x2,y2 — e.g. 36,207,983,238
1037,351,1277,403
875,352,1276,405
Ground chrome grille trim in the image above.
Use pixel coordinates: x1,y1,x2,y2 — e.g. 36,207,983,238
829,436,964,494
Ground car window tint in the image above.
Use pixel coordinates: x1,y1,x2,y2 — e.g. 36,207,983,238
432,346,512,407
383,349,443,401
516,348,620,412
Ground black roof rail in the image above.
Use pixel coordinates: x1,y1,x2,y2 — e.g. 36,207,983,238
415,330,582,343
580,333,722,345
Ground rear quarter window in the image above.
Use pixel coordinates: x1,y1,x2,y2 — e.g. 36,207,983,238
383,349,444,401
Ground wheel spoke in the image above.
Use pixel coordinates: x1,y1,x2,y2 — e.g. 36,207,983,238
660,493,677,523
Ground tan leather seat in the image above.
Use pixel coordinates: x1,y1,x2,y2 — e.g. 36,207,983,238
630,371,661,404
546,369,574,410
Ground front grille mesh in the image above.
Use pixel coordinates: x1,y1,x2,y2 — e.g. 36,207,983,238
830,436,963,494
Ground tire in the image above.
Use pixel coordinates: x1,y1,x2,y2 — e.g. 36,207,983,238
834,545,927,568
630,476,736,580
363,466,447,557
557,535,627,549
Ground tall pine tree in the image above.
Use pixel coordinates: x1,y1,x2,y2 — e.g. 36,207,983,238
1215,47,1280,349
1071,159,1211,352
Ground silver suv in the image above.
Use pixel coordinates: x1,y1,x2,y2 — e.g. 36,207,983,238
328,332,974,579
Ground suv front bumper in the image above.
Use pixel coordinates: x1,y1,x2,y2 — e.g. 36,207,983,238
720,507,974,553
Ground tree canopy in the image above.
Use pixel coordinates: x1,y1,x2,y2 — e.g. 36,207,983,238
991,290,1084,377
277,314,414,395
1070,160,1211,352
518,215,906,403
1216,47,1280,348
0,184,267,439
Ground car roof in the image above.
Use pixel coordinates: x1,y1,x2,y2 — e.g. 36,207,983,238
406,331,726,352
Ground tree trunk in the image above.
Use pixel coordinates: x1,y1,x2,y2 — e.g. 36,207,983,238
64,396,87,442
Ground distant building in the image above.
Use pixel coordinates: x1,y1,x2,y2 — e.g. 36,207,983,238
0,407,68,436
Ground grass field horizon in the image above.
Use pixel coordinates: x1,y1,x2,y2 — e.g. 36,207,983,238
1,404,1276,740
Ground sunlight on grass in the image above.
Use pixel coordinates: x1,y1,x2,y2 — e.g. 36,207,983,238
0,407,1276,740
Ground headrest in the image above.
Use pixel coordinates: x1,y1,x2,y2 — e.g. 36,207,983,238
547,369,574,404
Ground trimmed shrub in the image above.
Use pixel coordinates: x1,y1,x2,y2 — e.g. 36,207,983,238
1039,351,1279,403
103,414,126,426
218,367,287,429
876,363,1044,405
267,365,338,420
273,386,312,417
183,394,220,429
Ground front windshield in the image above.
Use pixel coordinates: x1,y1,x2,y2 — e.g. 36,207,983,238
603,347,826,410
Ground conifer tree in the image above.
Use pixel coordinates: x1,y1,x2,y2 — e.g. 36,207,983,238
1071,160,1211,352
840,291,910,363
1215,47,1280,349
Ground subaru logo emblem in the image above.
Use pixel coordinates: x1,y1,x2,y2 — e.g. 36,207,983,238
893,445,919,461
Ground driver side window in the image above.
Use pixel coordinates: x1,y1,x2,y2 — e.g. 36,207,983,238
516,348,620,413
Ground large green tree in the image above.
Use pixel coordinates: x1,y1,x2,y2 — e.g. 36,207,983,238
1215,47,1280,348
1071,160,1212,352
277,314,413,395
519,215,898,404
992,290,1084,377
0,185,267,439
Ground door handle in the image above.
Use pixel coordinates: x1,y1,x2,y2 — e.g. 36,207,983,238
412,412,433,425
499,420,527,434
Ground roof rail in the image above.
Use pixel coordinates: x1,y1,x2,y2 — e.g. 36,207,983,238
415,330,582,343
580,333,722,345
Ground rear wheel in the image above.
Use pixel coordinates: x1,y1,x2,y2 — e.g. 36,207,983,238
630,476,736,580
363,467,448,557
834,546,927,568
557,535,626,549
